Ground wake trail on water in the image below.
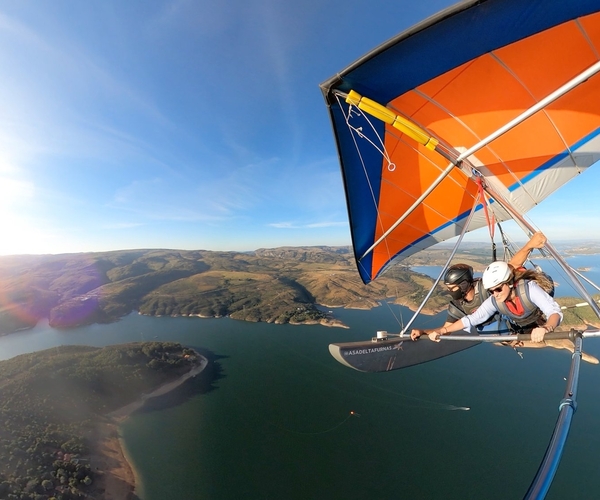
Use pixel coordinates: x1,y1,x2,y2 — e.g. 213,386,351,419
332,375,471,411
325,383,469,412
256,327,471,412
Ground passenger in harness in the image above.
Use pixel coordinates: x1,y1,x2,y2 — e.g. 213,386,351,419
429,261,562,343
410,232,547,340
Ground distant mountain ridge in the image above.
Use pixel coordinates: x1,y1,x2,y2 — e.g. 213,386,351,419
0,247,448,334
255,245,353,261
2,243,598,335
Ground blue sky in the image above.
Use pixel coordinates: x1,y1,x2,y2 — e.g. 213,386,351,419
0,0,598,256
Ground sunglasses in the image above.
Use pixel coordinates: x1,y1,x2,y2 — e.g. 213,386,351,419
489,283,507,294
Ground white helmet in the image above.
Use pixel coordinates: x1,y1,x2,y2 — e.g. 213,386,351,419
482,261,513,290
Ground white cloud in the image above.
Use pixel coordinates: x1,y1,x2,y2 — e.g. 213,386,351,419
269,222,295,229
102,222,146,230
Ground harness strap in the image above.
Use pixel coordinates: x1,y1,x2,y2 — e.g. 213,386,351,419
497,222,514,262
476,177,496,260
493,280,541,327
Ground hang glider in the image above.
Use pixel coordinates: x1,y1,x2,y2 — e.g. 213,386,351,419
321,0,600,285
320,1,600,498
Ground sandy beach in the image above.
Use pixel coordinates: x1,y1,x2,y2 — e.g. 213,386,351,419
90,354,208,499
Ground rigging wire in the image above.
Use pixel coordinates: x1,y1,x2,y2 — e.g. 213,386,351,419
399,194,481,335
337,91,466,268
476,177,497,260
486,223,600,327
483,181,600,321
336,91,441,332
496,222,516,262
335,92,389,282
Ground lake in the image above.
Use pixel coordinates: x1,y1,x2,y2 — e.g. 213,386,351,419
1,263,600,499
413,253,600,298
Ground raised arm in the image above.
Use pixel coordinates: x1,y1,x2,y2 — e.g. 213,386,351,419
508,231,547,268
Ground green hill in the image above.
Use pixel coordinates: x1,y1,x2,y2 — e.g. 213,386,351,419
1,245,597,335
0,248,450,334
0,341,200,499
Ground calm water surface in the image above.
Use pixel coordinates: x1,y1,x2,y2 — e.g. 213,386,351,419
1,271,600,499
413,254,600,298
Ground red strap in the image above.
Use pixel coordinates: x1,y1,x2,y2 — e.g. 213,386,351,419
476,177,495,240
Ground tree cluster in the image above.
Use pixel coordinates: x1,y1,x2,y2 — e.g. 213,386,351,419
0,342,199,499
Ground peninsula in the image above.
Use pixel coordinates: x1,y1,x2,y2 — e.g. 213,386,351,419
0,342,205,499
0,247,451,335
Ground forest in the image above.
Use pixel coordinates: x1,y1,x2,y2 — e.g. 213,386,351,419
0,341,200,499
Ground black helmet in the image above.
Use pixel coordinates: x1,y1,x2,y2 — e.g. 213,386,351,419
444,264,474,286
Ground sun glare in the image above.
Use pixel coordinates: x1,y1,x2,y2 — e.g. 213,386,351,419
0,177,43,254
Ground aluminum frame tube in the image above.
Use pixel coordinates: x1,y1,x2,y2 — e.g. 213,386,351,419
523,335,583,499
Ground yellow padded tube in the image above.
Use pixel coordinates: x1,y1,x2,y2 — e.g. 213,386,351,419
346,90,438,150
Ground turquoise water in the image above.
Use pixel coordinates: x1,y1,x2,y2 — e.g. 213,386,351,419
1,277,600,498
413,254,600,298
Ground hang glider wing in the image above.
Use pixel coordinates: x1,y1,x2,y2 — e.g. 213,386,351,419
321,0,600,283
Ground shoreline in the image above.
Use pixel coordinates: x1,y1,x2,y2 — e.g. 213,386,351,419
1,300,434,337
92,352,208,500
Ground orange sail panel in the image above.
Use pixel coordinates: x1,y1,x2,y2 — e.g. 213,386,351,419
321,0,600,283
